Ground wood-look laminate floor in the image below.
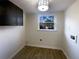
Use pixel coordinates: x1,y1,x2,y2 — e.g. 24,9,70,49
12,46,67,59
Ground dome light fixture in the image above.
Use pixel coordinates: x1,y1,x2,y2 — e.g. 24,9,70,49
38,0,49,11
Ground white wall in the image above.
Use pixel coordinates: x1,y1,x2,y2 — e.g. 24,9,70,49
25,12,64,49
0,13,26,59
64,0,79,59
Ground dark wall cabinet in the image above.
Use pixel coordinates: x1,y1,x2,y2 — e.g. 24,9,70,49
0,0,23,26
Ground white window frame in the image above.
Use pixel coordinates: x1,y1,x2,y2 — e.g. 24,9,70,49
38,15,57,31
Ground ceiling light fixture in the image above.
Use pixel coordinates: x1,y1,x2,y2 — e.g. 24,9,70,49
38,0,49,11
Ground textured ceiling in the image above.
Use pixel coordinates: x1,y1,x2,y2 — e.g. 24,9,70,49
9,0,75,13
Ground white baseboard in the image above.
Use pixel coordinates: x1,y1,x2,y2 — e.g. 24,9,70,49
26,43,62,50
8,43,25,59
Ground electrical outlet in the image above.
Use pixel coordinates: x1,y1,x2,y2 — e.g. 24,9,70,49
71,35,78,44
40,39,42,41
71,35,75,40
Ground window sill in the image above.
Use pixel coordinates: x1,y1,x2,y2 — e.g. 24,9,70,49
37,29,57,32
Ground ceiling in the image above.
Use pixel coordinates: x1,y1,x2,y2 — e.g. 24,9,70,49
9,0,75,13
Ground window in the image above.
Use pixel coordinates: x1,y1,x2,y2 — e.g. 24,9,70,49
38,15,56,31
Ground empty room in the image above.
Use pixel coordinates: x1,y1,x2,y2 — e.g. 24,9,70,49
0,0,79,59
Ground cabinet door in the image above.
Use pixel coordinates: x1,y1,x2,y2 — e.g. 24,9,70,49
0,1,23,26
6,2,17,25
0,1,7,25
6,1,23,26
16,7,23,26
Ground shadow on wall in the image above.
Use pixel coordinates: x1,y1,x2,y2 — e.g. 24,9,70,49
0,26,25,59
